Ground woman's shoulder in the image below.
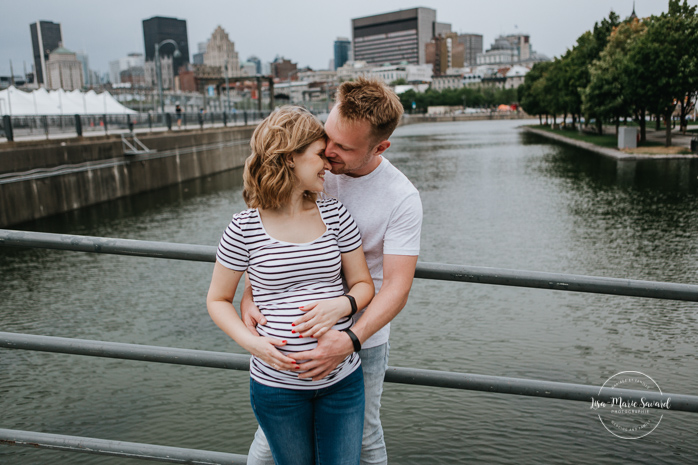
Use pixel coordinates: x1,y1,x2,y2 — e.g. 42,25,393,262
229,208,260,228
317,195,344,211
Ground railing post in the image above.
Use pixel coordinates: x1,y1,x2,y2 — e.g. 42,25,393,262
2,115,13,142
244,110,248,126
42,115,49,139
223,111,228,127
74,114,82,137
165,113,172,131
148,113,152,133
103,114,108,135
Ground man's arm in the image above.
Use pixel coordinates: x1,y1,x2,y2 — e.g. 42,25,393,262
291,254,418,380
240,273,266,336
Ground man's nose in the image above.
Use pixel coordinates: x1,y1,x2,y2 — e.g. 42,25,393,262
325,140,337,157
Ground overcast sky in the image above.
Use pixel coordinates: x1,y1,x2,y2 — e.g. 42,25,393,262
2,0,696,77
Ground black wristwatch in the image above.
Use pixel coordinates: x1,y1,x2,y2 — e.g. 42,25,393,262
342,328,361,352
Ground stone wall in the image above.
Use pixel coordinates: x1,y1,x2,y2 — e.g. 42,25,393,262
0,127,254,227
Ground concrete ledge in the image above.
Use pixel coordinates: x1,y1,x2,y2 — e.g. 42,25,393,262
521,126,698,160
0,126,255,227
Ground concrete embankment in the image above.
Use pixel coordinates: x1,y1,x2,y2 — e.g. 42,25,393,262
0,127,254,227
402,112,535,125
521,126,698,160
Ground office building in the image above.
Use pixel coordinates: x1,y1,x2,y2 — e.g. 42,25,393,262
193,41,208,65
476,34,548,66
46,46,83,90
270,56,297,81
109,53,144,84
203,26,241,78
458,34,483,66
247,56,262,75
334,37,350,70
30,20,63,85
142,16,190,76
426,32,464,76
352,8,450,66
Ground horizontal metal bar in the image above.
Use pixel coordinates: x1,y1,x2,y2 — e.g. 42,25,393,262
0,331,249,371
0,428,246,464
0,229,214,262
414,262,698,302
1,332,695,413
2,229,698,301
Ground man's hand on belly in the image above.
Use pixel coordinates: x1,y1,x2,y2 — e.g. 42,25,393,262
289,330,354,381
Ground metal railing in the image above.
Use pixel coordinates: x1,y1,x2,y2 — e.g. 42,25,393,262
1,229,697,463
0,111,275,142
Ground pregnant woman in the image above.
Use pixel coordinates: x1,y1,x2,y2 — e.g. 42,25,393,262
207,105,374,465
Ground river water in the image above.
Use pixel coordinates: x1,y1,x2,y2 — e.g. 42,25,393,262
2,119,698,464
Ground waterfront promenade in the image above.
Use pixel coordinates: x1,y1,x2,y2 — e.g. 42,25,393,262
523,125,698,160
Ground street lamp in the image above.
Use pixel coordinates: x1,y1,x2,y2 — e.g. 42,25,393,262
224,59,230,114
155,39,182,114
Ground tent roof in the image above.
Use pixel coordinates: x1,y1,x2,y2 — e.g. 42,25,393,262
0,86,137,116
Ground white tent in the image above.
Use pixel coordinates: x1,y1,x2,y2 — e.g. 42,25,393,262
0,86,137,116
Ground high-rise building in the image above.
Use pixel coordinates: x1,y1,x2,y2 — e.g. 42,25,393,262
193,41,208,65
203,26,241,78
457,34,483,66
108,53,144,84
46,46,83,90
142,16,190,76
352,8,450,66
30,20,62,85
334,37,350,70
75,51,91,87
426,32,464,76
247,56,262,75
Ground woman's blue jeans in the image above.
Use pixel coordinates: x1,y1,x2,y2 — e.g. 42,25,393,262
250,367,365,465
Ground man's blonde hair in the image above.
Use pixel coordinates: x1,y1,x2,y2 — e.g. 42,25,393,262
335,76,404,143
243,106,325,209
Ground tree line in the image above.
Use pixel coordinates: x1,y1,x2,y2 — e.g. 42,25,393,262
399,86,519,113
519,0,698,146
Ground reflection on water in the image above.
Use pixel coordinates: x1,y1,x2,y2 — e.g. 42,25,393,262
2,121,697,464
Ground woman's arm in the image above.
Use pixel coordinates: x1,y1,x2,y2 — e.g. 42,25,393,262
207,261,298,370
292,245,375,338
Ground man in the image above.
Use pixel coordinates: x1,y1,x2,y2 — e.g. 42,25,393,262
243,77,423,464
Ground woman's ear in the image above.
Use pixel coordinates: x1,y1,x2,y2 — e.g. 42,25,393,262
285,153,295,169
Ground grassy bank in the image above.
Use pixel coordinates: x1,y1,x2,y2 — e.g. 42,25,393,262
530,125,693,155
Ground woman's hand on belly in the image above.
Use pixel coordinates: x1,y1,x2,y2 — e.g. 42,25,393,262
292,297,352,339
246,336,299,371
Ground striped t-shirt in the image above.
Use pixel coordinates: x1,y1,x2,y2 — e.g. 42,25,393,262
216,197,362,389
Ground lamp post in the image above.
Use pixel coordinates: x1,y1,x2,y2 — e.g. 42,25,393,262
224,59,230,114
155,39,182,114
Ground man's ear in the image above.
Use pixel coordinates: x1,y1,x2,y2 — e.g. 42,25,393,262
373,140,391,156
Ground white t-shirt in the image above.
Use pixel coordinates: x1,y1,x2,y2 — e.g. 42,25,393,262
324,157,423,349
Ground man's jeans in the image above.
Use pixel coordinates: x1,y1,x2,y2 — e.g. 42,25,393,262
247,343,390,465
250,368,364,465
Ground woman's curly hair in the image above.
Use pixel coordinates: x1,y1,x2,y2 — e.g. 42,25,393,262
243,106,326,209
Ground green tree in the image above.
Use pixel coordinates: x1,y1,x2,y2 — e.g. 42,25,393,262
519,61,553,123
624,0,698,145
583,18,645,136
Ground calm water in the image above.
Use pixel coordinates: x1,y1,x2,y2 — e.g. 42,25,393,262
2,119,698,464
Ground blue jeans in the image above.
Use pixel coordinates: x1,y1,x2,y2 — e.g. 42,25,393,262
249,367,365,465
247,343,389,465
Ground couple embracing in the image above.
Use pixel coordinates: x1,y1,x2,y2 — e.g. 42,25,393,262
207,77,422,465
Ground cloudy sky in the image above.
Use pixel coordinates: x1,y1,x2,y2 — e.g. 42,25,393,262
1,0,695,77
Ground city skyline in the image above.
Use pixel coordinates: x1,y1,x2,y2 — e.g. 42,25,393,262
1,0,695,78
